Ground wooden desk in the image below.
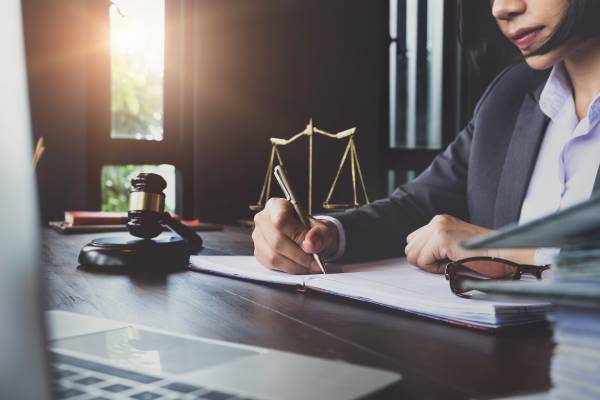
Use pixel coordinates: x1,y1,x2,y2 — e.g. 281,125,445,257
43,227,553,399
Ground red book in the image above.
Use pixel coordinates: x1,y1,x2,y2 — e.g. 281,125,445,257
61,211,223,232
64,211,128,226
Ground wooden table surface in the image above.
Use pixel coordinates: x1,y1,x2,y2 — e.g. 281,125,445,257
43,227,554,400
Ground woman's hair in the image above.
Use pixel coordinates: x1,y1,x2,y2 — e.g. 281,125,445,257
458,0,600,71
529,0,600,56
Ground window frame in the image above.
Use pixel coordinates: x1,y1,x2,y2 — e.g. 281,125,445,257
382,0,466,194
85,0,195,216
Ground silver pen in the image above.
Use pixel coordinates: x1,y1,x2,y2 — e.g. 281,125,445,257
273,165,326,274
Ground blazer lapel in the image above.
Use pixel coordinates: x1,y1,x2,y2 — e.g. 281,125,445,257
493,92,550,228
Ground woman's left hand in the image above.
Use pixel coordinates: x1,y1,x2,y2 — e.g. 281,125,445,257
404,214,494,274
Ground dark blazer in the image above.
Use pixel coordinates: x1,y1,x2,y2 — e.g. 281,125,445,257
331,62,600,262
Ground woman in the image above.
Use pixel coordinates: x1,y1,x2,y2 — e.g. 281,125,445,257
252,0,600,275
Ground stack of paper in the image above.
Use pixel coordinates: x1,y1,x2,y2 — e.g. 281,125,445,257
459,195,600,397
189,256,552,330
549,308,600,399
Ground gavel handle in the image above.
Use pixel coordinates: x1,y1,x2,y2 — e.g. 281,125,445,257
161,213,203,252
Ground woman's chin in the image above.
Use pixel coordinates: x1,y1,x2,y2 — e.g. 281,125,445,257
522,44,575,70
523,54,558,70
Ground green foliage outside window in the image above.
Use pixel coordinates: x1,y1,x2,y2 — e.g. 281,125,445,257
110,0,164,140
101,164,175,212
111,52,163,140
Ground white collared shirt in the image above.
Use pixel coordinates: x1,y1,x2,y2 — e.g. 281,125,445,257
325,63,600,263
521,63,600,264
520,63,600,224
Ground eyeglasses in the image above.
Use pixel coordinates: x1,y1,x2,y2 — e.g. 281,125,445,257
444,257,550,298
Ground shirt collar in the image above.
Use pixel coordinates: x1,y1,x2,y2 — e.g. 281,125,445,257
539,62,600,126
539,63,572,120
589,93,600,126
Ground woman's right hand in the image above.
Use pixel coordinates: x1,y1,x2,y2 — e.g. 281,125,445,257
252,198,339,274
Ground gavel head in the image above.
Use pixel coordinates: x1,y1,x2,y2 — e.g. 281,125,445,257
126,173,167,239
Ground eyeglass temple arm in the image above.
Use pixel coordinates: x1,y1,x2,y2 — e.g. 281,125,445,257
519,264,550,277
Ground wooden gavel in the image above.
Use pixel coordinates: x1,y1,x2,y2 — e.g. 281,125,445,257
126,173,203,251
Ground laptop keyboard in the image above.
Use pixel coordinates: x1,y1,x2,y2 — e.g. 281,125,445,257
51,352,257,400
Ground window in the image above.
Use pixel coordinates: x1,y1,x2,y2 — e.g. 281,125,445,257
383,0,463,194
110,0,165,141
389,0,444,149
387,169,417,196
86,0,194,216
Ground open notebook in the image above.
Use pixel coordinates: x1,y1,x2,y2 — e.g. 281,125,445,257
189,256,552,330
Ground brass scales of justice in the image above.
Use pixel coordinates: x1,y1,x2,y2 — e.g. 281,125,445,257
249,119,370,215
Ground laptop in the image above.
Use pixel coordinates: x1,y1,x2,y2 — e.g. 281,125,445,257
0,1,400,399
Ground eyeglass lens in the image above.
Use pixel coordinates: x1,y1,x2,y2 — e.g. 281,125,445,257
448,260,520,295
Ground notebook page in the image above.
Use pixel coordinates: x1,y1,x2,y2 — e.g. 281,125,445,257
305,258,551,328
190,255,308,287
190,256,551,328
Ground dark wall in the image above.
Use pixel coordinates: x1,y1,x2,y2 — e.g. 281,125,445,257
22,0,88,222
23,0,388,224
192,0,389,223
22,0,515,225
